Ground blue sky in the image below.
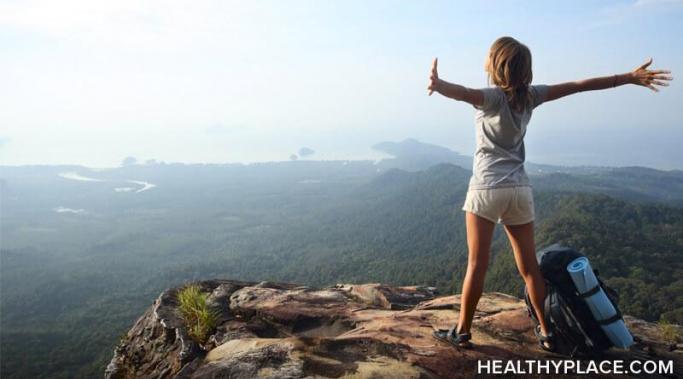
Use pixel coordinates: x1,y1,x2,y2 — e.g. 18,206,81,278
1,0,681,168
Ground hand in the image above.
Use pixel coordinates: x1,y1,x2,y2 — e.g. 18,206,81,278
630,58,673,92
427,57,440,95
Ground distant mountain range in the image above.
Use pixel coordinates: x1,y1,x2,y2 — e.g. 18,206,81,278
372,137,683,177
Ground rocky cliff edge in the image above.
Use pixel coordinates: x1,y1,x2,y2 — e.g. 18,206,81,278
105,279,682,378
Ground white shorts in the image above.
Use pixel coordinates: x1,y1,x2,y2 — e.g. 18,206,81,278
462,186,535,225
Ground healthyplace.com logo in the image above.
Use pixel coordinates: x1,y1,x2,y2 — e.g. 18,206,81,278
477,359,674,376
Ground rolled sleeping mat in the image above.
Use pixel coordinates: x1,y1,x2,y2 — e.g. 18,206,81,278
567,257,634,349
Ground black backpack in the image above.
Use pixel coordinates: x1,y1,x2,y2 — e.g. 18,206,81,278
524,244,623,357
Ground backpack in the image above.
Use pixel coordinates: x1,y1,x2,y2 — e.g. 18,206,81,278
524,244,623,357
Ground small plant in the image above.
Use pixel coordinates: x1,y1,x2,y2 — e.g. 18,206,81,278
657,319,681,344
177,283,221,345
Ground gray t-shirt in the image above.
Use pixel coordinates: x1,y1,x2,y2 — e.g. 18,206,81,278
468,84,549,190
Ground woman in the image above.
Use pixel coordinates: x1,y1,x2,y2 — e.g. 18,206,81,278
428,36,672,350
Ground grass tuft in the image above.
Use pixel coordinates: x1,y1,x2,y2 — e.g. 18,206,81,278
177,283,221,345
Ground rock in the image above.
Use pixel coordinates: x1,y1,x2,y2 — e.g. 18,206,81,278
106,280,683,379
335,283,438,310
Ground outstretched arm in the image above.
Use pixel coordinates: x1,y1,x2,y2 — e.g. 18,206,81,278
545,58,673,102
427,58,484,107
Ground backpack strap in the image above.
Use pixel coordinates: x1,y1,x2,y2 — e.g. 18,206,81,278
543,283,555,328
577,284,601,299
596,311,623,326
575,282,624,325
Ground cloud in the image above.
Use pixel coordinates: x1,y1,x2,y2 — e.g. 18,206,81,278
0,136,9,148
0,1,279,51
0,1,160,44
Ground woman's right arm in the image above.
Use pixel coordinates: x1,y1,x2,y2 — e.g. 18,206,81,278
427,57,485,107
545,58,673,102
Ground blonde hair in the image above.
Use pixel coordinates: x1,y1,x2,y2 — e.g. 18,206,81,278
485,36,533,112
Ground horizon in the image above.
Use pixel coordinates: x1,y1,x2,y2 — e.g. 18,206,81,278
2,137,681,173
1,1,682,169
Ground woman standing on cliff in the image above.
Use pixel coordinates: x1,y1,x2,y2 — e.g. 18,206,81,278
427,36,672,350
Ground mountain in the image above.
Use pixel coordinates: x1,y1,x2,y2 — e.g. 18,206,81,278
371,138,609,176
2,156,683,378
371,138,474,171
372,139,683,206
105,279,683,379
532,167,683,207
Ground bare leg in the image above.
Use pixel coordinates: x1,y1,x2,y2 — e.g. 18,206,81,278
457,211,496,334
503,221,551,343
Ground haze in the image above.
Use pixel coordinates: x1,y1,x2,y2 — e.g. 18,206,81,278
1,0,682,169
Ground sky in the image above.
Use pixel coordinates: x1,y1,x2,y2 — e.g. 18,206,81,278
1,0,682,169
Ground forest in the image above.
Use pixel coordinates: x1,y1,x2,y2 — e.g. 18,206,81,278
1,159,682,378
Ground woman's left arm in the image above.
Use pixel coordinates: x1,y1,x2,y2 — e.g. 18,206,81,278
427,58,484,107
545,58,673,103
